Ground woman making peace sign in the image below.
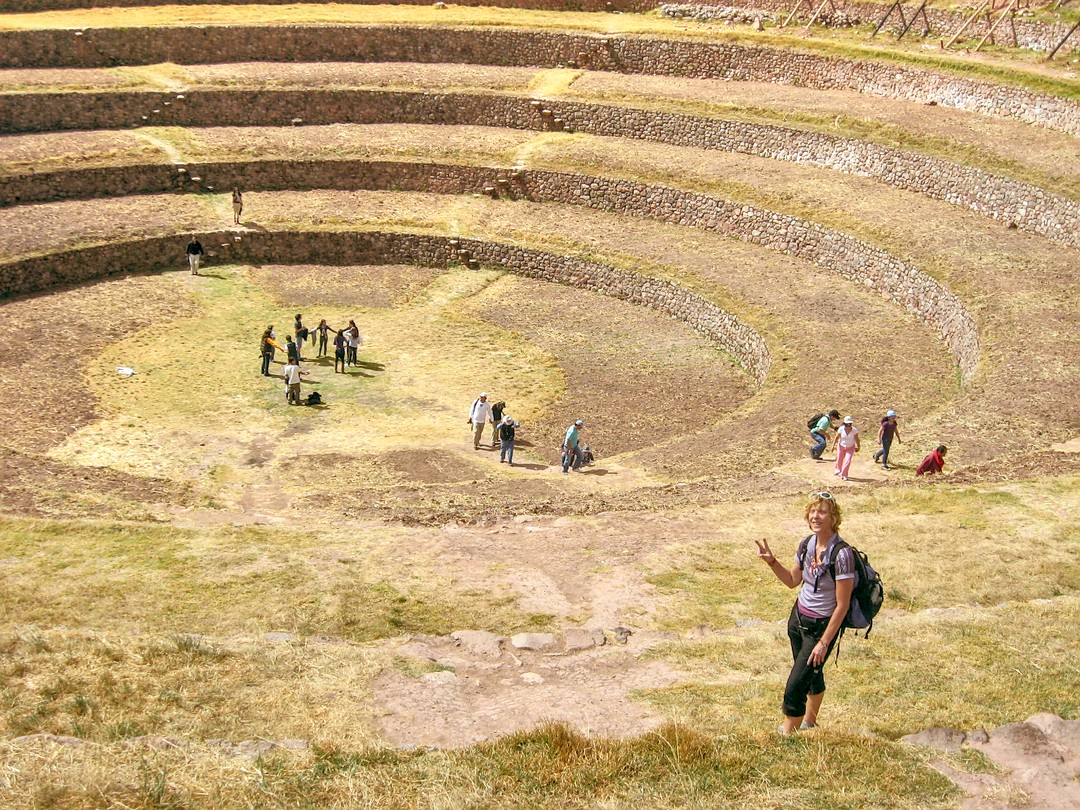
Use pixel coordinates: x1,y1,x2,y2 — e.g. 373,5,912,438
755,491,854,735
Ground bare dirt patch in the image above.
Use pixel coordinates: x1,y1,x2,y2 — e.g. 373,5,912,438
250,263,442,309
463,275,754,463
0,272,195,452
378,632,683,749
185,62,542,92
0,130,167,175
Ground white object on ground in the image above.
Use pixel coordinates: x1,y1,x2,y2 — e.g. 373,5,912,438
116,367,136,377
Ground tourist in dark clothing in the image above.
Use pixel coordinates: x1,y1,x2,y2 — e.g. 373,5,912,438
294,314,308,360
185,235,204,275
315,319,332,357
333,330,347,373
285,335,299,365
499,418,517,465
259,327,282,377
916,445,947,476
873,410,902,470
490,401,505,435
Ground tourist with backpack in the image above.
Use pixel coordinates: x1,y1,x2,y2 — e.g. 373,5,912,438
294,314,308,361
755,491,879,735
807,409,840,460
498,417,517,465
468,393,492,449
259,326,284,377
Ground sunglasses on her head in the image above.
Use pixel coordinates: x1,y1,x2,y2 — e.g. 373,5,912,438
811,491,834,500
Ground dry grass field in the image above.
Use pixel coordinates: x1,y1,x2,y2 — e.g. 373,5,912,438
0,2,1078,808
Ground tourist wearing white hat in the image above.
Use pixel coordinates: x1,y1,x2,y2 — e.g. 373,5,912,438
498,417,518,465
468,393,492,449
873,410,902,471
831,416,860,481
562,420,586,473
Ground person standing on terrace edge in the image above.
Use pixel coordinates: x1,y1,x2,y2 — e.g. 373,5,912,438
232,187,243,224
810,409,841,461
756,492,854,735
185,235,204,275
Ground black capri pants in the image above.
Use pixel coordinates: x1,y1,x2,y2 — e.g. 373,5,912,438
783,603,839,717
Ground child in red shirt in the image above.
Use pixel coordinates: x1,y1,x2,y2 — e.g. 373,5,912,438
916,445,947,476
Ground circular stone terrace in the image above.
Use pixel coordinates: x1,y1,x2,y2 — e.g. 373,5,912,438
0,4,1079,807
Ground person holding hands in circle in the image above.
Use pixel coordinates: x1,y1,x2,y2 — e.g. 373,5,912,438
755,491,854,735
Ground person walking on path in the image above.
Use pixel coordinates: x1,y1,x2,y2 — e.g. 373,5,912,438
490,401,506,436
755,491,855,735
283,359,302,405
232,188,243,224
916,445,948,476
333,329,347,373
562,420,585,473
468,393,492,449
315,319,332,358
260,327,284,377
185,235,204,275
810,410,840,461
873,410,902,470
499,417,517,465
831,417,860,481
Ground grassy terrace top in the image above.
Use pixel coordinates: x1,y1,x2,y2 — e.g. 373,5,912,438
1,6,1078,102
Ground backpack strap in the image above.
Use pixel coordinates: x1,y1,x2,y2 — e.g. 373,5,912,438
824,538,850,578
796,535,812,569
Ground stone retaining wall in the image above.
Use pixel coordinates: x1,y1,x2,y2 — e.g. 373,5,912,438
0,0,649,10
0,231,771,383
3,0,1074,55
661,0,1078,54
0,160,980,381
3,89,1075,248
0,25,1076,134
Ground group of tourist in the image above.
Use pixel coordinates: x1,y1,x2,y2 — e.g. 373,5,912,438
468,393,520,465
257,314,364,404
467,392,590,473
809,409,946,479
